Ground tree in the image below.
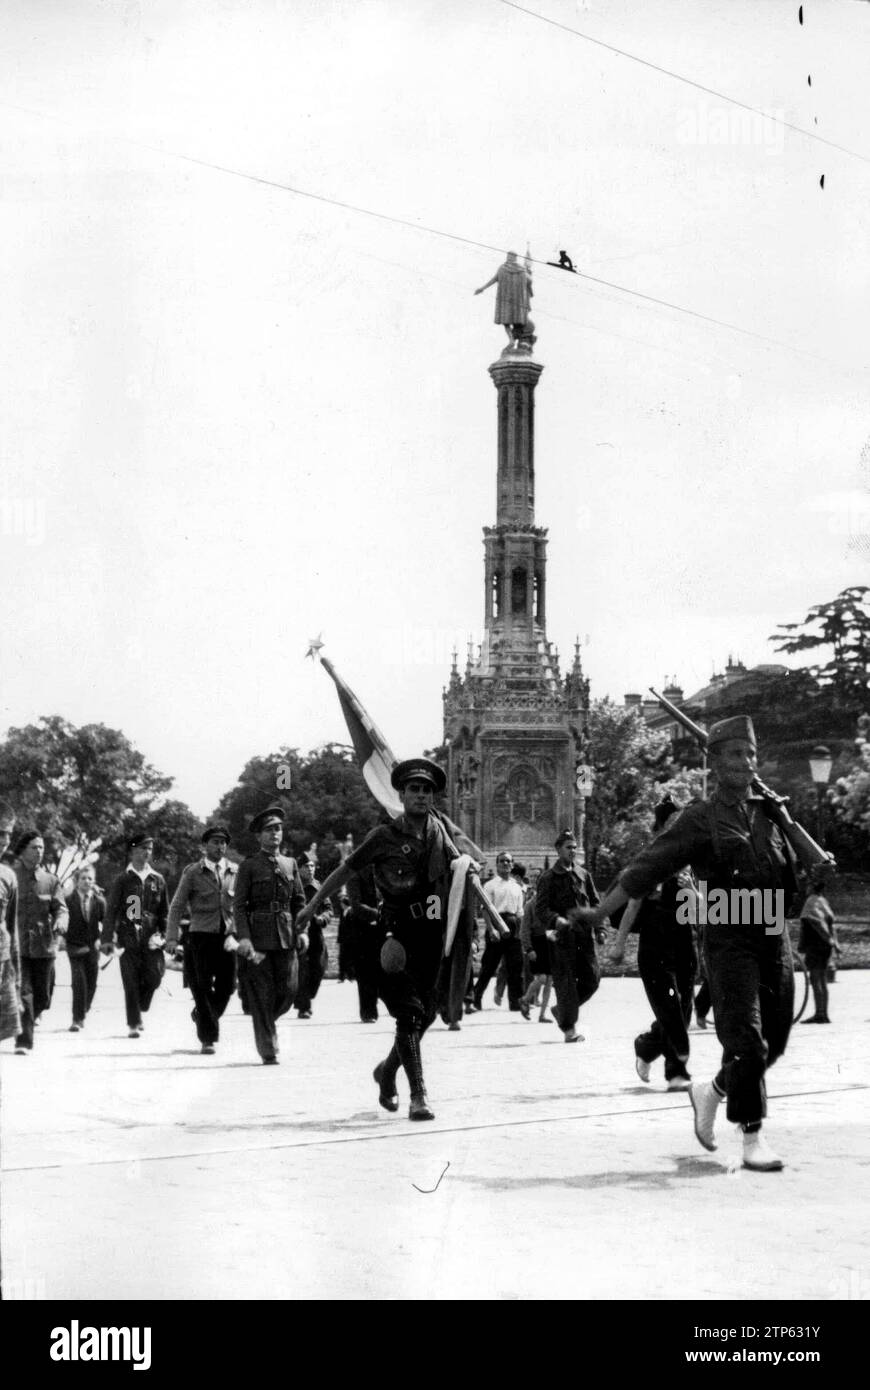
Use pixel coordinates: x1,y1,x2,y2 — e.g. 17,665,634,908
0,715,205,891
828,714,870,864
211,743,385,868
0,716,173,842
771,586,870,711
585,699,705,881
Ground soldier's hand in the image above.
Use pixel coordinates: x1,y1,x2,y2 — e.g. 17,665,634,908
236,938,256,961
297,929,309,957
527,948,536,965
593,926,607,946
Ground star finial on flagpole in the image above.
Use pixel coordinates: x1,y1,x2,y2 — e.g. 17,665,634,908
305,633,325,660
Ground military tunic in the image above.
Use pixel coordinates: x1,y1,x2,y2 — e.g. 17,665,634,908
620,788,796,1126
233,850,305,1061
345,813,456,1030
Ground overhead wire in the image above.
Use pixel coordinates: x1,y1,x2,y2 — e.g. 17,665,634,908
136,143,864,376
496,0,870,167
1,98,865,378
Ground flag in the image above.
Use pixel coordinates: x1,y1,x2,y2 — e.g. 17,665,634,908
318,656,404,817
314,649,506,941
316,651,489,862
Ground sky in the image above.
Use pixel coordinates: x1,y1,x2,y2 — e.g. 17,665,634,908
1,0,868,819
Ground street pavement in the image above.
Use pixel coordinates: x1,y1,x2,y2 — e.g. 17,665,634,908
1,953,868,1302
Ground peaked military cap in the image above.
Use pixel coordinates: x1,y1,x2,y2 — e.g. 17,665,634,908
390,757,447,793
707,715,757,752
249,804,285,835
126,830,154,852
201,823,230,843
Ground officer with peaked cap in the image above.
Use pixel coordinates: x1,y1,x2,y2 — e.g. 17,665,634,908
101,831,169,1040
167,823,238,1054
573,713,798,1172
297,756,455,1120
231,805,306,1064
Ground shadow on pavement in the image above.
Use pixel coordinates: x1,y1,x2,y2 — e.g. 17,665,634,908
450,1154,725,1191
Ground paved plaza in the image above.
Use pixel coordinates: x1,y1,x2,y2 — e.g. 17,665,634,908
1,955,868,1302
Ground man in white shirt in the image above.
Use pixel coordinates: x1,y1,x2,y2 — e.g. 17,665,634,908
472,852,529,1017
167,824,238,1055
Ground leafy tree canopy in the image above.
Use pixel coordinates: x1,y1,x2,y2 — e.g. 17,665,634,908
771,586,870,711
586,698,705,881
211,742,385,868
0,715,202,887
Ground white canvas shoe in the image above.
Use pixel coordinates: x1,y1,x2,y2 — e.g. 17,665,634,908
667,1075,692,1092
742,1130,784,1172
689,1081,722,1151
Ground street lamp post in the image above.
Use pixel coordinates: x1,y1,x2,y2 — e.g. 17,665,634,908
808,745,834,846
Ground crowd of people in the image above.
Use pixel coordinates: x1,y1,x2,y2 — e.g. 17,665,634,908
0,714,842,1173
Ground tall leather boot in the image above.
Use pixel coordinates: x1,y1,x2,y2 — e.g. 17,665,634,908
396,1028,434,1121
373,1044,400,1112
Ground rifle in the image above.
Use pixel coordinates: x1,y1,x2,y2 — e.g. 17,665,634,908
649,687,834,876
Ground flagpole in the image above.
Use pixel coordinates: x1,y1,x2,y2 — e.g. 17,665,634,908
312,646,508,938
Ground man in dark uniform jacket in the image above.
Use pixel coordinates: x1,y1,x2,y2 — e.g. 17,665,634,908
535,830,602,1043
294,853,330,1020
66,864,105,1031
231,805,306,1064
574,716,797,1172
13,830,69,1053
167,823,238,1054
297,757,458,1121
101,832,169,1039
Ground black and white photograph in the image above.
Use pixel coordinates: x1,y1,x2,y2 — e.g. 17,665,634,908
0,0,868,1345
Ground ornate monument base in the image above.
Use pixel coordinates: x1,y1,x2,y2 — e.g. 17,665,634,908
443,342,588,869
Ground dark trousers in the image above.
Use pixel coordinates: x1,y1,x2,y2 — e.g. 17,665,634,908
474,930,524,1009
241,949,297,1060
16,956,56,1050
550,928,600,1033
119,946,165,1029
378,921,443,1032
296,928,326,1013
356,935,381,1021
186,933,236,1044
705,926,794,1126
635,918,696,1079
694,976,712,1019
69,949,99,1025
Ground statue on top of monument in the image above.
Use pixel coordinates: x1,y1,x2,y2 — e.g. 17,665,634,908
474,249,536,352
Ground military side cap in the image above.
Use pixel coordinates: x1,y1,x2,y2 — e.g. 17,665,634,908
554,829,577,848
126,829,154,852
390,757,446,793
707,716,756,752
249,804,285,834
201,822,230,843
